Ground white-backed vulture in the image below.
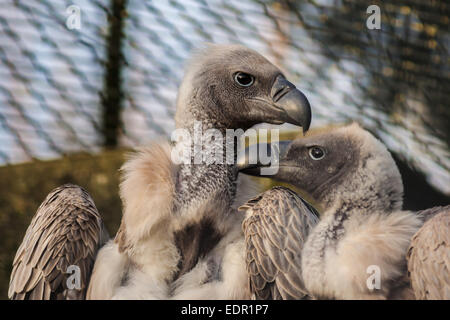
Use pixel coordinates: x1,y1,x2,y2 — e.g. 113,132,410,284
9,44,311,300
240,123,449,299
10,45,311,299
8,184,108,299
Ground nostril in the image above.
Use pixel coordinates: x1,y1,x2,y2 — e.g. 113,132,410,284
273,86,290,102
273,87,286,101
271,76,296,102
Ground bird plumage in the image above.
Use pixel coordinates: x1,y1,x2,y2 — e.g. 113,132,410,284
11,44,312,300
88,142,181,299
240,123,449,299
285,124,423,299
407,205,450,299
9,184,108,300
87,142,259,299
87,44,311,299
239,186,319,300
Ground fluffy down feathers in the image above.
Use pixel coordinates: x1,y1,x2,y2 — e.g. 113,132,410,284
88,141,181,299
301,209,422,299
260,124,425,299
88,141,261,299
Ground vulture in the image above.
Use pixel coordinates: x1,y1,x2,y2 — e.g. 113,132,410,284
240,123,449,300
9,44,312,299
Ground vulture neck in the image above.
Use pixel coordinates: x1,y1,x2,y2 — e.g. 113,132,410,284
309,175,404,255
171,119,241,280
173,121,239,215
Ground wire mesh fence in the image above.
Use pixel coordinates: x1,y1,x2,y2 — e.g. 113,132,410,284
0,0,449,194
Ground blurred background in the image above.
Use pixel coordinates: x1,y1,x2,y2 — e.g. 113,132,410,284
0,0,449,299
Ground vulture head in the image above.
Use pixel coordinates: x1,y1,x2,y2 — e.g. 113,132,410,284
175,44,311,132
240,123,404,212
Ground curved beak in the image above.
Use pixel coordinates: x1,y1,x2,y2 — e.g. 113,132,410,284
270,76,311,133
237,76,311,175
247,75,311,133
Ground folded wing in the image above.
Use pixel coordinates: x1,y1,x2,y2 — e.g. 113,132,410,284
240,186,319,300
8,184,108,300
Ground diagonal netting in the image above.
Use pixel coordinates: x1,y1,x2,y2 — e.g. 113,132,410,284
0,0,449,193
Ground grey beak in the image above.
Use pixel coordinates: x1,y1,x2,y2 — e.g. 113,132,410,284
237,140,292,175
271,76,311,133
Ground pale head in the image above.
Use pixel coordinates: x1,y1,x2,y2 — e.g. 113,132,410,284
175,44,311,132
242,123,404,212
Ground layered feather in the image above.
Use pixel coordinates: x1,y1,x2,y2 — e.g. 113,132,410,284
9,184,107,300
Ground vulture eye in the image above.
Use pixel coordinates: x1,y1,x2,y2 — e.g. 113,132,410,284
308,146,325,160
234,72,254,87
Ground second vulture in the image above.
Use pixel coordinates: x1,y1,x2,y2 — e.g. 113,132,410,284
239,123,450,300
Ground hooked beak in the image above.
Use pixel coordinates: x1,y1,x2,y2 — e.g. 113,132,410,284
237,140,293,176
249,75,311,133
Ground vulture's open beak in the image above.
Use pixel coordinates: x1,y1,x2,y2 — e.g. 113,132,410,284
249,75,311,133
237,140,293,176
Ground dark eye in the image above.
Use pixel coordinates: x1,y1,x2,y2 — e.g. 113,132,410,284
234,72,254,87
308,146,325,160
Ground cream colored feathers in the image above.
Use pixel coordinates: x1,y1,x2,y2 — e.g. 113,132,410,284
87,141,261,299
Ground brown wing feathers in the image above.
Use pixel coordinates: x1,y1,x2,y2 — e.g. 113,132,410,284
241,186,319,300
407,206,450,299
9,184,107,300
